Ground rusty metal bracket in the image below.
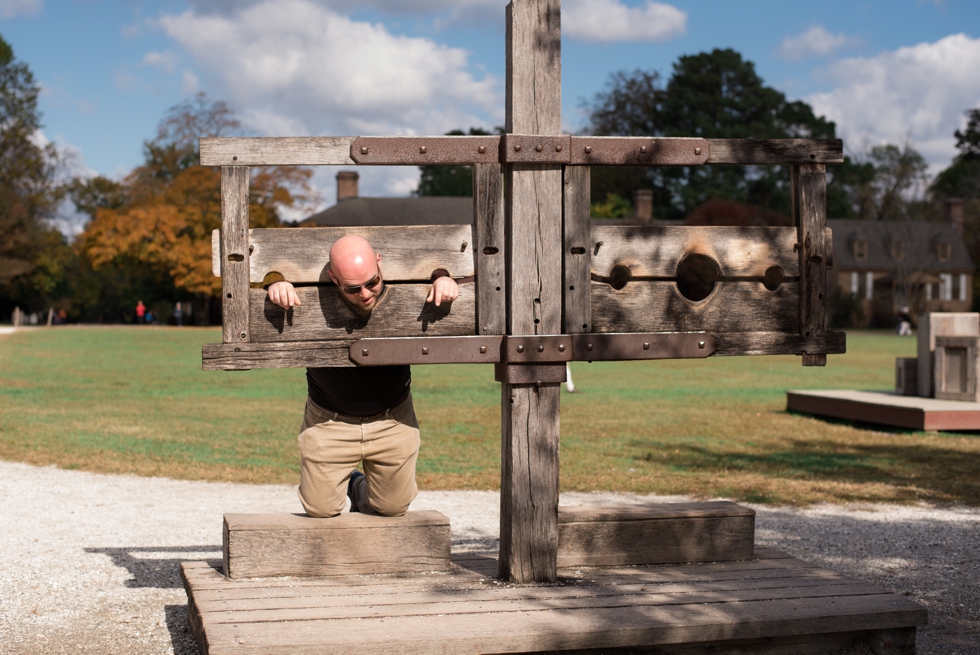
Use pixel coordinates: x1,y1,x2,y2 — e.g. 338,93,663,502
350,136,501,165
501,134,572,164
569,137,709,166
349,335,502,366
573,333,715,361
350,333,715,366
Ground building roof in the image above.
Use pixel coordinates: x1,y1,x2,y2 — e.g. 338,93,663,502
301,197,473,227
828,219,973,272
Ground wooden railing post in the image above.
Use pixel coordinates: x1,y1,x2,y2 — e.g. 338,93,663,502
220,166,251,344
499,0,563,584
473,163,506,335
563,165,591,334
792,163,828,366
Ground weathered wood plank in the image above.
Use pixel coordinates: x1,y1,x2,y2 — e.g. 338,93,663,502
223,512,450,579
564,165,592,333
500,0,564,586
794,163,828,366
247,285,475,343
590,281,799,334
558,514,755,567
199,581,885,625
473,163,506,335
200,137,356,166
193,575,860,612
707,139,843,165
198,593,925,655
590,225,800,278
203,340,352,370
558,501,753,522
220,166,251,344
211,226,476,283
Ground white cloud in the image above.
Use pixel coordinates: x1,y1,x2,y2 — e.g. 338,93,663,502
181,69,200,94
0,0,42,19
142,50,179,75
777,26,860,61
807,33,980,171
158,0,500,141
562,0,685,44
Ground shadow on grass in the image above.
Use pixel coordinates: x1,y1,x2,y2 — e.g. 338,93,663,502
637,439,980,503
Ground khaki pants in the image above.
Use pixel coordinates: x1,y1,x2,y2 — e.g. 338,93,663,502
297,393,420,518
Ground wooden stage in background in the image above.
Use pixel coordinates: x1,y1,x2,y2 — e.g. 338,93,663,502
787,389,980,431
182,547,925,655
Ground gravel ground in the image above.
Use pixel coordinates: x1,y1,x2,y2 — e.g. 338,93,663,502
1,461,977,654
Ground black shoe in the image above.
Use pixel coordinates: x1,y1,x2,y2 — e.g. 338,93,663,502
347,470,364,513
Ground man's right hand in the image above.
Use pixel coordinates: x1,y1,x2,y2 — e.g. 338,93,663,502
268,281,302,309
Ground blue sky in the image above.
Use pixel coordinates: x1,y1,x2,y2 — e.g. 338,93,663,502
5,0,980,219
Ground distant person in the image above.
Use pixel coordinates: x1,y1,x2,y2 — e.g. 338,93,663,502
56,309,67,324
896,306,913,336
266,235,459,518
174,302,183,327
136,300,146,324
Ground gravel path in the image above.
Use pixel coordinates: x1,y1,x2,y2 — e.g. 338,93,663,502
1,461,976,654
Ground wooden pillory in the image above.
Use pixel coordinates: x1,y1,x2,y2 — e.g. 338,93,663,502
184,2,927,653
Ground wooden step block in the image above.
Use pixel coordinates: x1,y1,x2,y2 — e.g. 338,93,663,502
223,511,451,579
557,501,755,568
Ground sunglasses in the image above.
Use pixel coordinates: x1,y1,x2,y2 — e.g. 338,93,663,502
340,271,382,295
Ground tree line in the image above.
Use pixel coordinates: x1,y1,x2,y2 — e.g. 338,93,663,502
1,36,978,324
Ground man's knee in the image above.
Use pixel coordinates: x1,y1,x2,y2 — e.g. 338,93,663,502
297,486,346,518
368,496,412,517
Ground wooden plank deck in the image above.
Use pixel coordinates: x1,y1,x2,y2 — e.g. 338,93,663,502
181,547,926,655
787,389,980,430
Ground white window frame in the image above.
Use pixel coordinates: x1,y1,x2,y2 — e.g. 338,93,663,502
960,274,969,302
865,272,874,301
850,272,859,297
940,273,953,301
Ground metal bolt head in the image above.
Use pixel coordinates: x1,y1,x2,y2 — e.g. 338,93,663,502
537,344,545,352
514,144,522,152
695,147,702,155
698,341,705,349
643,342,650,350
419,146,427,154
586,343,594,351
480,345,487,354
362,348,369,356
558,343,565,352
516,345,525,353
360,146,369,155
584,146,592,154
478,145,486,154
555,144,563,152
422,347,429,355
535,144,543,152
640,146,648,154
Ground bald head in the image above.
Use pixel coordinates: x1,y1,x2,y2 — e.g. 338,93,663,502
328,235,383,311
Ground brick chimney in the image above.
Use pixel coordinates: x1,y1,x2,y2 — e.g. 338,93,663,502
633,189,653,224
945,198,964,237
337,171,359,201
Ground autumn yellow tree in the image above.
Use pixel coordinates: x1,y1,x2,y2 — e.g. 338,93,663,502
76,94,313,310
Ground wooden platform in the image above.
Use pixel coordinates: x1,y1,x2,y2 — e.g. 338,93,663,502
787,389,980,431
181,547,926,655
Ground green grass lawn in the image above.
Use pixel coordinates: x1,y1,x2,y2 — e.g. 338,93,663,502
1,326,978,505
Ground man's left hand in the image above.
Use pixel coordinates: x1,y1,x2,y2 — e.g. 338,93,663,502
426,276,459,306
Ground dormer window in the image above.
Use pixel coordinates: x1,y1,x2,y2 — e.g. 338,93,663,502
853,240,868,261
938,242,952,262
890,241,905,262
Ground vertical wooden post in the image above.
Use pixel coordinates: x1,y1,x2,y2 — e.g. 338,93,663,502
499,0,563,584
220,166,251,344
563,166,591,334
792,163,827,367
473,163,506,335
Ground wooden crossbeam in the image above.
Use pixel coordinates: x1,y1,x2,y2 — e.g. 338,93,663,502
200,135,843,167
